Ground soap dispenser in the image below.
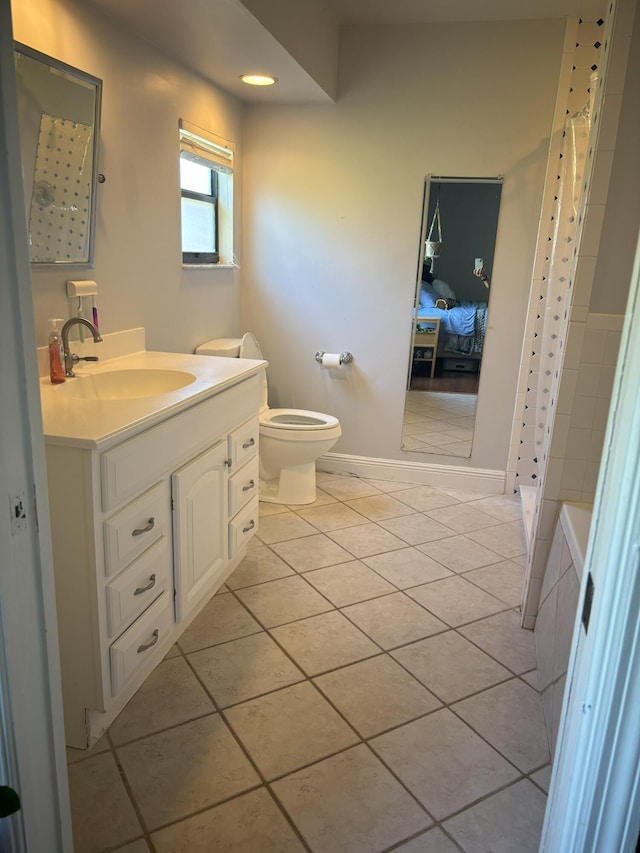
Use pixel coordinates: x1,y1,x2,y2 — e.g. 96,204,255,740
48,318,66,384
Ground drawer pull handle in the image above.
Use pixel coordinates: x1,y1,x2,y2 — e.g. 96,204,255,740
242,438,256,449
242,479,256,492
242,519,256,533
137,629,159,654
132,517,155,536
134,574,156,596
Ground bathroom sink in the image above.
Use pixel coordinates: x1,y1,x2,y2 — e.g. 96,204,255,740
58,369,197,401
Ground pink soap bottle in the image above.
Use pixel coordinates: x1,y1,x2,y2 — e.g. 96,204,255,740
48,318,66,384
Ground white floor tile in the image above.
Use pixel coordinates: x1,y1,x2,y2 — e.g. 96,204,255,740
70,473,546,852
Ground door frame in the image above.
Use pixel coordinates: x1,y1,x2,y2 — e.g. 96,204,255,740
541,228,640,851
0,1,72,849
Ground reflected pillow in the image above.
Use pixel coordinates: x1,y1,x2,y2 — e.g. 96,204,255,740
418,283,438,309
432,278,457,300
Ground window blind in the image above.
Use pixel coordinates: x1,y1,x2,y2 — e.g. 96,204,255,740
179,119,234,175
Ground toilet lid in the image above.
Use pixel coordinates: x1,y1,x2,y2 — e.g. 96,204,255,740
239,332,268,410
261,408,340,430
239,332,263,360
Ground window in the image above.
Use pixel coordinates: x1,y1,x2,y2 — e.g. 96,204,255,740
180,159,218,263
179,120,234,266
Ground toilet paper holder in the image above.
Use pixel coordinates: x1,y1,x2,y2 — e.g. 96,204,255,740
315,351,353,365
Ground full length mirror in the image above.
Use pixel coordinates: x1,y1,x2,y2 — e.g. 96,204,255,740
402,176,502,457
15,43,102,267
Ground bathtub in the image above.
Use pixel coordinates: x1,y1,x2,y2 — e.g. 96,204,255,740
557,502,592,581
535,502,593,754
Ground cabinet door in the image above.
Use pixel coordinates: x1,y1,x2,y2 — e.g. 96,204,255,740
172,440,228,622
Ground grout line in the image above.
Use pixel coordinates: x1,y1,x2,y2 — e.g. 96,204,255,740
179,635,314,850
446,693,549,780
383,823,466,853
69,473,546,852
104,729,154,851
187,595,538,818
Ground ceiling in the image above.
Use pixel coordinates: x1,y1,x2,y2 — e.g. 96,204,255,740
86,0,607,103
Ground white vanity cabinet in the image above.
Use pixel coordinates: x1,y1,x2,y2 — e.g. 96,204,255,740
227,419,260,552
173,418,260,622
172,440,228,623
45,372,261,748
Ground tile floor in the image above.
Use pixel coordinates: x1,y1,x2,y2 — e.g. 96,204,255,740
67,473,551,853
402,392,477,456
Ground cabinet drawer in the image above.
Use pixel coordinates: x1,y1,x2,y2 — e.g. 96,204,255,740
110,592,174,697
104,481,170,578
105,536,171,638
415,330,438,345
228,417,259,472
228,457,259,516
229,497,259,557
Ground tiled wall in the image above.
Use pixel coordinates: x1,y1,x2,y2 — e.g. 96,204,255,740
555,314,623,500
535,505,590,756
522,313,622,626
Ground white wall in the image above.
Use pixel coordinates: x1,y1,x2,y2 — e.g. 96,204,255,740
242,20,565,473
12,0,245,355
240,0,339,100
590,0,640,315
14,1,568,479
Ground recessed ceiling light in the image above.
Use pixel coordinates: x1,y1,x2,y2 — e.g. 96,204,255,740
240,74,277,86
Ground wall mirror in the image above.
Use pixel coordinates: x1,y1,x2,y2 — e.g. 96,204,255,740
14,43,102,268
402,176,503,458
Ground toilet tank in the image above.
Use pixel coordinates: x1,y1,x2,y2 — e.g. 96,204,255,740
196,335,268,412
195,337,242,358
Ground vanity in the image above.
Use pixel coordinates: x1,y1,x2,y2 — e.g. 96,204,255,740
39,329,264,748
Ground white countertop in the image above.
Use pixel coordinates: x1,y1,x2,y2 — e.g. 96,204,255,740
40,348,266,450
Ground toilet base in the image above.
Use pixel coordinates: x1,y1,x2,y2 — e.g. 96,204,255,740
259,461,317,505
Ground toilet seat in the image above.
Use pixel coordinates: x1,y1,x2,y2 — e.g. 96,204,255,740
260,408,340,430
196,333,341,504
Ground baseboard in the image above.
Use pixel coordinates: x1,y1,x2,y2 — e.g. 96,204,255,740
318,452,506,494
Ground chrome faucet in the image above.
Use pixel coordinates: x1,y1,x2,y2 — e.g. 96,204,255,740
61,317,103,376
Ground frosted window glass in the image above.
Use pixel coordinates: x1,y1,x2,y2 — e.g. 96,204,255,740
180,159,212,194
181,198,215,252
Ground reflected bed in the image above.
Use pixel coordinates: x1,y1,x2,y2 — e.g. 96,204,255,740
416,302,488,357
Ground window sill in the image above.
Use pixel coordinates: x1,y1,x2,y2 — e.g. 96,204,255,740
181,263,239,270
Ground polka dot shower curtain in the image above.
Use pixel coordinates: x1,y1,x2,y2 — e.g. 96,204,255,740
534,103,592,455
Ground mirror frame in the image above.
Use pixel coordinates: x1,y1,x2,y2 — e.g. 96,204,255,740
14,42,102,270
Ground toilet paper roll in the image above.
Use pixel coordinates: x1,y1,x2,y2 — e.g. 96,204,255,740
321,353,342,368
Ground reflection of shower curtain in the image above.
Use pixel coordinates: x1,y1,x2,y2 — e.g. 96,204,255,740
534,105,592,451
28,113,93,263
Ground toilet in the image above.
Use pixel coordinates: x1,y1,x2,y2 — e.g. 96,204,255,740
195,333,341,504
